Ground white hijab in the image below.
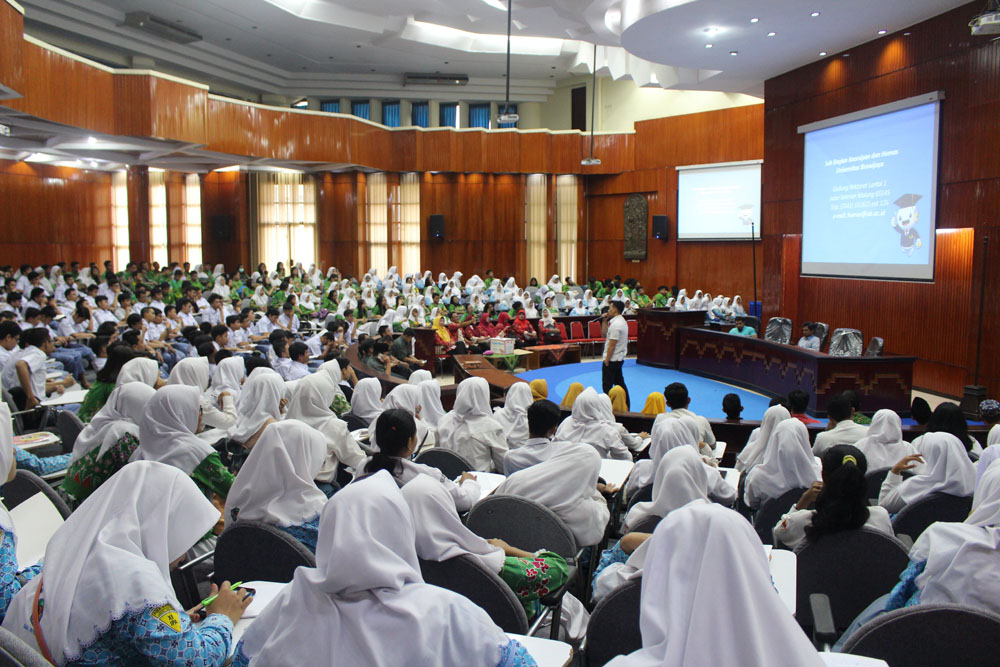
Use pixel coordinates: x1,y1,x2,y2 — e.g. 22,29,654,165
349,377,384,423
166,357,210,390
284,372,341,434
976,424,1000,481
70,382,156,464
744,419,820,503
418,379,446,428
893,432,977,505
373,384,428,448
495,443,609,546
606,503,824,666
225,420,328,528
2,462,218,665
400,474,506,573
629,419,696,496
492,382,533,446
437,377,504,441
0,404,17,534
131,385,215,475
554,387,621,452
735,404,791,471
207,356,245,404
228,369,286,443
853,409,915,471
116,357,159,388
236,471,508,666
408,369,433,385
625,446,710,530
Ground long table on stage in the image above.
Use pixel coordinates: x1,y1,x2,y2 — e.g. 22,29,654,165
636,309,915,416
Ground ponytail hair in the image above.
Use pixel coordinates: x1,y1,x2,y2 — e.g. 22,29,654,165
805,444,870,542
365,408,417,477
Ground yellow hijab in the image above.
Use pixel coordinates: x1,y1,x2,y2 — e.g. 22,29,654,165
560,382,585,409
432,315,451,343
641,392,666,415
529,379,548,402
609,385,629,412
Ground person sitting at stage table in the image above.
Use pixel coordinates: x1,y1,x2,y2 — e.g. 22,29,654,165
797,322,821,351
728,316,756,337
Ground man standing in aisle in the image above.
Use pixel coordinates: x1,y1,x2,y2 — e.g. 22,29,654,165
602,300,630,410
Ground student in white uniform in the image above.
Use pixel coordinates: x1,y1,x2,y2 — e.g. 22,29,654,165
503,400,570,476
878,431,976,514
813,394,869,456
852,409,915,471
554,387,631,460
436,377,508,473
491,382,533,449
743,419,821,510
654,382,716,449
283,372,366,483
735,404,791,472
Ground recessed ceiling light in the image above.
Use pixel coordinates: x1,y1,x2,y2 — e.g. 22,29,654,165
767,31,776,37
252,25,258,29
819,51,827,56
750,17,759,24
811,12,820,17
904,32,911,36
704,26,721,36
730,51,738,56
705,43,713,48
878,29,887,35
87,136,97,145
844,53,851,57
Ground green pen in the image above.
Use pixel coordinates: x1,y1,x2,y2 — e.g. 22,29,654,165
200,581,243,608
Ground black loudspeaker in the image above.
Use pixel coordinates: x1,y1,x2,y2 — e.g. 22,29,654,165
429,214,445,240
211,215,233,241
652,215,669,240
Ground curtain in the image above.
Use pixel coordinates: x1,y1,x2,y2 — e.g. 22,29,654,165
321,100,340,113
412,102,429,128
257,172,317,271
183,174,203,266
382,101,401,127
148,170,168,268
440,103,458,128
556,175,578,281
469,104,490,129
111,171,130,271
498,103,518,129
398,173,420,275
366,172,389,275
525,174,547,284
352,100,370,120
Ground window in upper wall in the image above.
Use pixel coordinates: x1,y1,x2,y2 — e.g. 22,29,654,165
352,100,371,120
320,100,340,113
366,172,389,276
396,173,420,275
439,103,458,128
469,103,490,129
411,102,429,128
183,174,203,267
256,172,317,271
148,170,168,268
556,175,578,281
525,174,547,284
383,101,401,128
111,171,130,271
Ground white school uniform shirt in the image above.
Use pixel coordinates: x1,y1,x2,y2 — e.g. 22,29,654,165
812,419,869,456
92,307,118,327
604,314,629,362
144,321,165,344
653,407,717,447
286,360,311,381
178,311,198,328
230,327,249,346
0,346,14,373
254,317,278,336
878,432,977,513
195,297,211,312
278,312,300,330
305,333,325,357
773,504,893,551
1,345,47,397
57,317,88,338
502,436,567,476
149,299,166,312
797,335,821,351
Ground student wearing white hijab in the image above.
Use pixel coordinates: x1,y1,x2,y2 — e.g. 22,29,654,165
115,356,160,387
492,382,533,448
225,421,328,552
231,470,533,667
625,419,691,499
2,461,250,665
227,368,286,448
606,503,825,666
61,382,157,506
496,443,610,547
165,356,235,434
202,356,245,429
735,404,791,471
743,419,821,509
878,431,977,513
554,387,631,460
131,385,235,501
853,409,915,471
976,424,1000,481
408,369,433,385
598,393,647,453
345,377,383,427
372,384,430,449
436,377,508,472
624,446,712,532
417,378,447,429
284,372,366,483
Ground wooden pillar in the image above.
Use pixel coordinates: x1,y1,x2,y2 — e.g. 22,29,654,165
126,165,151,264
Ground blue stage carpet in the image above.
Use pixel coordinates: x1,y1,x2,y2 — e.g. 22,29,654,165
516,359,774,421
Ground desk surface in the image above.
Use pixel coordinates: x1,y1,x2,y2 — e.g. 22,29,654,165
41,388,88,406
600,459,635,489
769,548,797,615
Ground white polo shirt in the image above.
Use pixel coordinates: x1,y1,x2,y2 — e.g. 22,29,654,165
604,315,629,362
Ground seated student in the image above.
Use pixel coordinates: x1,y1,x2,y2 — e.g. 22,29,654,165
560,382,585,409
813,394,869,456
722,392,743,422
773,445,894,550
842,389,872,425
226,313,253,352
736,401,792,471
61,382,157,506
390,327,426,372
401,474,570,620
744,419,821,510
0,320,21,370
76,344,146,421
611,503,825,666
201,356,244,430
416,378,445,429
492,382,533,449
368,341,411,380
728,315,756,337
343,376,383,428
227,367,285,449
250,306,281,342
529,378,548,402
554,387,630,460
878,431,976,514
853,409,916,471
626,419,693,498
608,385,629,413
285,341,312,381
640,391,666,415
918,401,981,458
231,470,534,667
2,328,75,410
496,443,610,547
2,461,251,665
436,377,508,472
503,399,568,476
371,384,430,451
797,322,821,351
599,392,648,453
225,420,327,552
278,301,300,331
788,389,821,425
361,409,480,511
654,382,717,449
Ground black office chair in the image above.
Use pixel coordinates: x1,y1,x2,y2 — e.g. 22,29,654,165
742,315,761,337
624,484,653,515
626,514,661,535
865,336,885,357
341,412,369,432
56,410,85,454
892,492,974,542
414,448,475,479
865,468,891,504
812,321,829,349
829,328,864,356
753,487,809,545
213,520,316,585
0,628,50,667
1,470,71,519
764,317,793,344
419,555,528,633
584,578,642,666
794,527,910,632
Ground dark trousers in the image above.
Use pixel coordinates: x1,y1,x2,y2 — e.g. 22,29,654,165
602,360,630,410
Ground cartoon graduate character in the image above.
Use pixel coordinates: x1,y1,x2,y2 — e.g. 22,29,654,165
890,193,923,256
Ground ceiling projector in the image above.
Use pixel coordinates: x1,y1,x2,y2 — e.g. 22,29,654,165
970,11,1000,35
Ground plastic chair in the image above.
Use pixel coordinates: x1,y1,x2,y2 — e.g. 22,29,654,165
414,448,475,479
829,328,864,357
584,578,642,666
627,514,661,535
1,470,71,519
841,603,1000,665
892,492,974,541
419,555,528,633
0,627,50,667
56,410,85,454
794,527,910,631
588,321,604,340
753,487,809,545
865,337,885,357
865,468,891,504
764,317,792,344
626,320,638,340
213,520,316,585
570,321,585,340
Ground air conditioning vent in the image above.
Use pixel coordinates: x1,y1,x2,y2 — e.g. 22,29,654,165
403,73,469,86
122,12,202,44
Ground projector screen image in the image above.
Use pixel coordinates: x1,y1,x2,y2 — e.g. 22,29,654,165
677,162,761,240
800,97,940,281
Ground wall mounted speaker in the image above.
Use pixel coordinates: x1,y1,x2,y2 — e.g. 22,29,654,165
429,214,445,240
652,215,669,241
211,215,233,241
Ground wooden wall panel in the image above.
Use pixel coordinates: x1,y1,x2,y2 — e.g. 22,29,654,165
317,172,362,278
0,160,112,265
200,170,249,271
165,171,185,262
149,78,208,144
0,2,24,98
126,166,151,264
634,106,764,170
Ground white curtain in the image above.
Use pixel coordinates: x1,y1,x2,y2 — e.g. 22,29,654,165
398,173,421,275
257,172,317,270
183,173,203,266
556,175,578,281
111,171,130,271
525,174,547,284
148,170,168,268
366,172,389,275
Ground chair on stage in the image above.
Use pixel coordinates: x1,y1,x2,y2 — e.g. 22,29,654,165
764,317,792,344
829,328,864,356
865,336,885,357
810,321,829,350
